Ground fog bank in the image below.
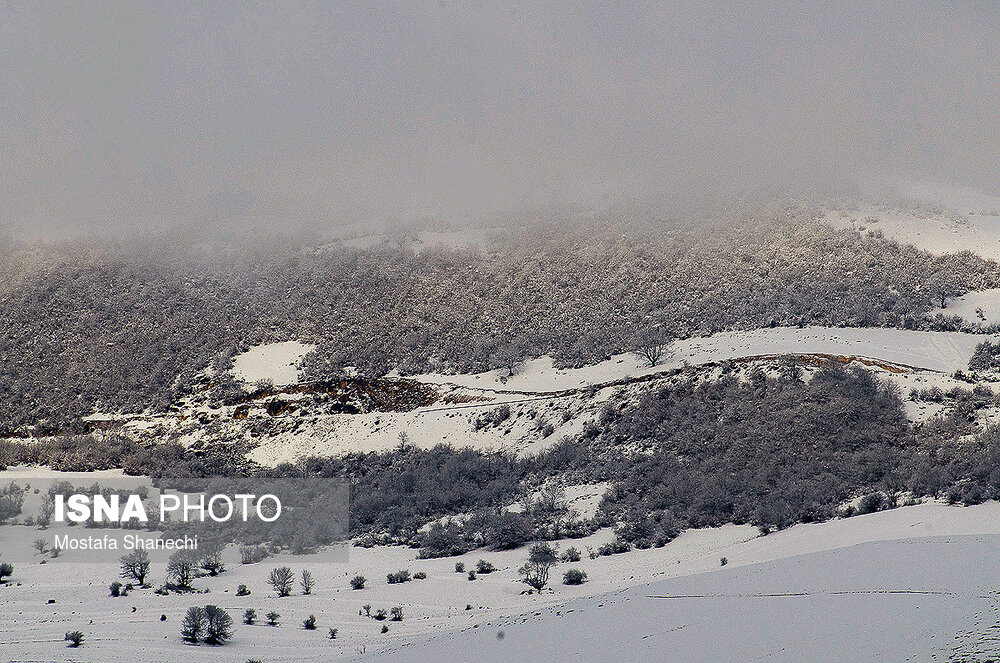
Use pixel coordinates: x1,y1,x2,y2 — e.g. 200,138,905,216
3,1,999,240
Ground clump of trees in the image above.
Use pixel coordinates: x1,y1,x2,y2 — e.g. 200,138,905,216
404,484,587,558
970,341,1000,373
181,605,233,645
416,521,472,558
240,544,268,565
561,547,582,562
593,363,912,534
386,569,411,584
64,631,84,648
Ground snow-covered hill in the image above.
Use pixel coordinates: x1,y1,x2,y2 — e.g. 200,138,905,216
26,326,993,468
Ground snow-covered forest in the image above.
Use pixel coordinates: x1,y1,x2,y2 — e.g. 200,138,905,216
1,210,995,432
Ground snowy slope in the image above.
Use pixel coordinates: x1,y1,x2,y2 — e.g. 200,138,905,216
6,494,1000,662
370,533,1000,663
821,182,1000,260
231,341,315,386
934,288,1000,326
48,326,986,467
414,326,989,393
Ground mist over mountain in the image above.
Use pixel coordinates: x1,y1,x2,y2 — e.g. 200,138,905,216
4,1,1000,241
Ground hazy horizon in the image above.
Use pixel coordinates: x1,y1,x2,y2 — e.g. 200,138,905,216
4,1,1000,242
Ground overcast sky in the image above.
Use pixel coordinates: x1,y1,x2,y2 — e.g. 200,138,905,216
3,1,999,240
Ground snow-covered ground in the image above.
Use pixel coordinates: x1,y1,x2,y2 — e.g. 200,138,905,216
5,498,1000,662
414,326,989,394
899,180,1000,217
933,288,1000,327
373,533,1000,662
367,500,1000,662
821,181,1000,260
823,204,1000,260
231,341,316,386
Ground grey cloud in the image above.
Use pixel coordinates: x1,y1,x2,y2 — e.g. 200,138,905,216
3,1,999,239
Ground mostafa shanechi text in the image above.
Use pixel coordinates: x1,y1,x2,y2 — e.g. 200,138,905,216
54,533,199,551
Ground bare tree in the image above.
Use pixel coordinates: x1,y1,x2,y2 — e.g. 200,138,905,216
167,549,199,588
528,484,574,538
493,340,527,378
37,496,53,529
300,569,315,595
268,566,294,597
120,547,150,585
518,542,559,592
633,326,671,367
0,486,24,525
928,269,960,309
198,540,225,576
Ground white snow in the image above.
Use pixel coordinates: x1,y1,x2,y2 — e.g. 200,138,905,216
933,288,1000,326
369,500,1000,663
246,390,597,465
230,341,315,387
820,181,1000,260
415,326,990,393
376,533,1000,662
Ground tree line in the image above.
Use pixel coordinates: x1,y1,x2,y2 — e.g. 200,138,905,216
2,210,997,432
